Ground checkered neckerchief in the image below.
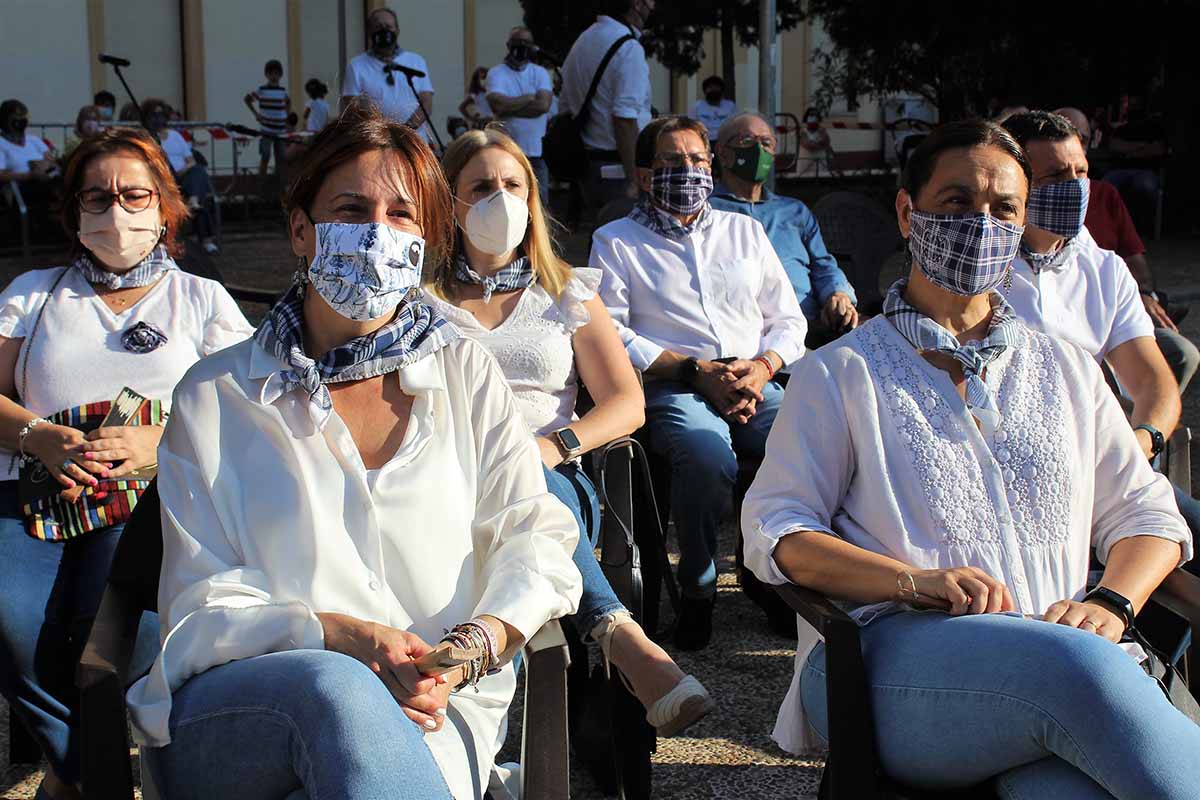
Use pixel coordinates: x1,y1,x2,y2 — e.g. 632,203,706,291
627,195,714,242
253,278,460,430
453,254,534,304
73,245,176,289
1027,177,1089,239
883,279,1023,434
1020,235,1082,275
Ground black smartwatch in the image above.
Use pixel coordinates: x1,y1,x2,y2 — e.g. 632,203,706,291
1133,424,1165,459
679,357,700,385
552,427,583,460
1082,586,1137,634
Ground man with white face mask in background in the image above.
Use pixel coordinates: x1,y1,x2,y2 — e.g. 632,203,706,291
592,116,808,649
485,27,554,206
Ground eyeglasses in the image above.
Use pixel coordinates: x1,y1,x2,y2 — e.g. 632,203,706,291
77,188,159,214
655,152,712,168
727,134,777,152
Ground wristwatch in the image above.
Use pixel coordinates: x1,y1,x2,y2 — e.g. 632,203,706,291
1133,424,1165,459
679,357,700,385
1083,586,1137,634
552,427,583,461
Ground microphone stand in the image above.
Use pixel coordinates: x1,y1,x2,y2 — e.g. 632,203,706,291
402,71,444,151
104,60,158,144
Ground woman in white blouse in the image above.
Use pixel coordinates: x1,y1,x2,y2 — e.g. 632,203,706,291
128,105,581,800
425,128,714,737
0,127,252,800
743,120,1199,799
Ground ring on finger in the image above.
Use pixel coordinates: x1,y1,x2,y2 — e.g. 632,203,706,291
1083,620,1098,630
61,459,75,472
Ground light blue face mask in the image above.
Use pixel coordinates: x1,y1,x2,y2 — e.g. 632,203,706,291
307,222,425,321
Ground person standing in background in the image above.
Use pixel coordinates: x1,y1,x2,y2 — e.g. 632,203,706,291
243,59,291,180
340,7,435,143
486,27,554,205
92,91,117,123
303,79,330,133
458,67,493,129
690,76,735,144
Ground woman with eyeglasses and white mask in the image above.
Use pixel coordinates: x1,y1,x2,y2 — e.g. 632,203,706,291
743,120,1199,798
424,127,714,739
0,127,252,800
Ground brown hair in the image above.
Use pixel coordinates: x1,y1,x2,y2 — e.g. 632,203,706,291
635,115,711,169
60,127,189,258
284,102,454,265
432,126,570,299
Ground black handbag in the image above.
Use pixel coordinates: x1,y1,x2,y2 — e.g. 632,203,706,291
1133,626,1200,724
543,32,636,183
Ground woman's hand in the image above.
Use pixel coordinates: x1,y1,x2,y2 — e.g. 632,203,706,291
909,566,1016,615
1043,599,1125,643
317,613,453,732
22,422,106,490
82,425,164,477
537,435,564,469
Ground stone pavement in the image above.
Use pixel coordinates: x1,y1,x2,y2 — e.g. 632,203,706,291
2,225,1197,799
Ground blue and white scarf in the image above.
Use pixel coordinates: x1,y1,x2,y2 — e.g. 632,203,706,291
883,279,1023,434
1020,234,1081,275
627,195,714,242
74,245,176,289
453,254,535,304
254,279,460,429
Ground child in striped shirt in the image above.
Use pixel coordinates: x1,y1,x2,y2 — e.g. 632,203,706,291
243,59,291,179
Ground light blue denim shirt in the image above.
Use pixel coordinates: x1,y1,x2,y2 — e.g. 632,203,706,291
710,184,855,321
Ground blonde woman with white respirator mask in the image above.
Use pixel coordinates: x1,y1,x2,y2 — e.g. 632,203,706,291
426,128,715,741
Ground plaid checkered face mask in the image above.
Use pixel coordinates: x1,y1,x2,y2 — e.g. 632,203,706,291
1027,177,1089,239
650,166,713,216
908,210,1025,296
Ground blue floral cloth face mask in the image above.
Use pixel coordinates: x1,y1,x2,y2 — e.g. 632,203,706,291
908,209,1025,296
307,222,426,321
650,166,713,216
1026,177,1089,239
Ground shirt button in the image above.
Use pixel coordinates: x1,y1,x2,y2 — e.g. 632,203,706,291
1014,574,1026,585
368,579,381,591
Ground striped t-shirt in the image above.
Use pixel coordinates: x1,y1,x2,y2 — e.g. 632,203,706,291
251,84,289,133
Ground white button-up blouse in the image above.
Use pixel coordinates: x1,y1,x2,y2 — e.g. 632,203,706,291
742,316,1191,754
126,336,582,800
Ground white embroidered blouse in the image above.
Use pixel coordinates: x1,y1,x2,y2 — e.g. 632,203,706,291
424,269,601,436
742,316,1191,754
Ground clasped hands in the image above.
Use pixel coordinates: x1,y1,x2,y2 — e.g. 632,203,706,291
22,421,163,494
900,566,1126,643
691,358,772,424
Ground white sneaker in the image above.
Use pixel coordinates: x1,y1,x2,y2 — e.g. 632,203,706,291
646,674,716,738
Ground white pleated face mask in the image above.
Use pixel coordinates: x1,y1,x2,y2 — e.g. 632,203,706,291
78,205,163,270
461,189,529,255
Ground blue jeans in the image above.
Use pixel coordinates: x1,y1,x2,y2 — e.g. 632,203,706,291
801,610,1200,799
143,650,453,800
643,380,784,597
0,481,159,784
543,463,626,638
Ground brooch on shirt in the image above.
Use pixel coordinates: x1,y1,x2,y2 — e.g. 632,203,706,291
122,321,168,354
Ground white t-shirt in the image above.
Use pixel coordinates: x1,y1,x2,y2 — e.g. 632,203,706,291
486,62,553,157
690,98,735,140
341,50,435,140
0,134,50,174
471,91,492,119
159,130,192,173
560,15,651,152
305,98,330,132
426,268,601,435
0,265,255,480
1005,227,1154,361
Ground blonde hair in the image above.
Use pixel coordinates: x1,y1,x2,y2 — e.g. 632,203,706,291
433,127,571,299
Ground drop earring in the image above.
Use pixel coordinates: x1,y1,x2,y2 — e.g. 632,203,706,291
1003,265,1013,292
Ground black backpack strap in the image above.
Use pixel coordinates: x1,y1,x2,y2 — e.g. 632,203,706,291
575,33,637,128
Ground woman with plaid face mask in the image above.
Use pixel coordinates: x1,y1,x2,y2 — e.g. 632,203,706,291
743,120,1198,797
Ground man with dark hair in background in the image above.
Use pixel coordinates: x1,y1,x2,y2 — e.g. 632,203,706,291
93,90,117,122
690,75,734,144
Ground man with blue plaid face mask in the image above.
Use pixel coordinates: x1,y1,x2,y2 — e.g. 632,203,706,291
593,116,809,647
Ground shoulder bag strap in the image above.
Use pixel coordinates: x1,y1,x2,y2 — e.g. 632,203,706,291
18,266,71,403
575,33,637,128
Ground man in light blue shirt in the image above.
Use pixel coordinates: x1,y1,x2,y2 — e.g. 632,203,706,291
710,112,858,345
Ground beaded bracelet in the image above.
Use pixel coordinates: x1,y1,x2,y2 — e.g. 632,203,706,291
754,355,776,379
441,619,500,692
17,417,48,459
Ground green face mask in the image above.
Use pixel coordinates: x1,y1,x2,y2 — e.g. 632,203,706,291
729,143,773,184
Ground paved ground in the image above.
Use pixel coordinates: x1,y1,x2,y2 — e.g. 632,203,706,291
2,211,1197,798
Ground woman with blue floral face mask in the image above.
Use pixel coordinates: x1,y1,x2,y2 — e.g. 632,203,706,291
133,105,582,800
743,120,1199,798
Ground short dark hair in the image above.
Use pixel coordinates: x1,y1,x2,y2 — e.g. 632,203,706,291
901,119,1031,200
305,78,327,98
635,116,711,168
701,75,724,91
599,0,634,18
265,59,284,76
367,6,399,28
285,102,453,265
93,90,116,108
1001,110,1080,149
0,99,28,131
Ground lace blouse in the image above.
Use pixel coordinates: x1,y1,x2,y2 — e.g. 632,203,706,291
425,268,602,436
742,315,1191,754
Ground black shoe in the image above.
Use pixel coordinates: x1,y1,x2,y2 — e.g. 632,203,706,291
674,594,715,651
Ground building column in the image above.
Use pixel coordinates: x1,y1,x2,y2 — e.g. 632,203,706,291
181,0,207,119
86,0,105,97
287,0,303,107
463,0,476,88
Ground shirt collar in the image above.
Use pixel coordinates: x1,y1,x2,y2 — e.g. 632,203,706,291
597,14,640,38
712,182,773,203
